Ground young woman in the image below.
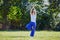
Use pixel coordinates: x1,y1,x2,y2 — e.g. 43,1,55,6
26,6,37,37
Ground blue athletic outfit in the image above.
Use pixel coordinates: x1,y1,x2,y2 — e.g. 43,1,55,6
26,22,36,37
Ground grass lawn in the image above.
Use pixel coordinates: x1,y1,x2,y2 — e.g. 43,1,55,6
0,31,60,40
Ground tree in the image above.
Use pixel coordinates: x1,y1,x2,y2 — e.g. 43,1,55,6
7,6,22,30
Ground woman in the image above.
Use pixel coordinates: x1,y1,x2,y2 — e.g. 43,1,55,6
26,6,37,37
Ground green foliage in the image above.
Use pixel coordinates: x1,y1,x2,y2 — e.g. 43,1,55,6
0,0,60,30
7,6,22,30
0,11,2,19
28,0,42,2
7,6,22,20
0,10,3,23
0,0,3,6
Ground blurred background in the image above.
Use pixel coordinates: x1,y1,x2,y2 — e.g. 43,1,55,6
0,0,60,31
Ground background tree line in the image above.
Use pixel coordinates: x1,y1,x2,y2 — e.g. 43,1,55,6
0,0,60,31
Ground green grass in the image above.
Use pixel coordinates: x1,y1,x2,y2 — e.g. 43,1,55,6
0,31,60,40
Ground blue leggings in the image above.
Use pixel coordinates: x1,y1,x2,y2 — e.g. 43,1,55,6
26,22,36,37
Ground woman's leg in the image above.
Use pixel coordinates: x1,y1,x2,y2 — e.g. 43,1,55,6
30,27,35,37
26,22,32,30
30,22,36,37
